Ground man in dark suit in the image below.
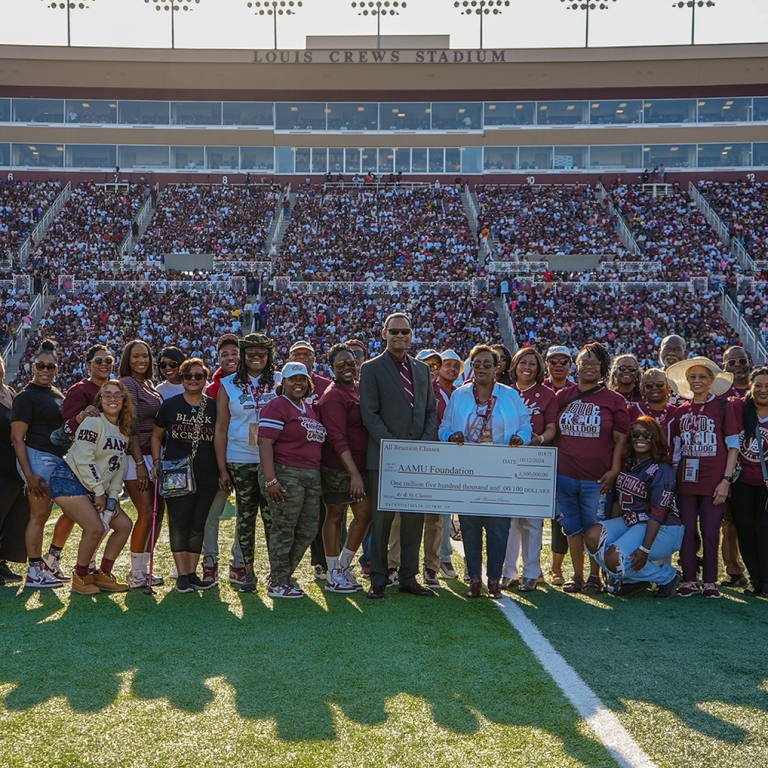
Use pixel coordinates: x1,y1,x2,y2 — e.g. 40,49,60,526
359,312,438,598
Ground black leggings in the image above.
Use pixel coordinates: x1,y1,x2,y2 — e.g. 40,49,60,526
167,483,218,554
730,481,768,586
0,469,30,563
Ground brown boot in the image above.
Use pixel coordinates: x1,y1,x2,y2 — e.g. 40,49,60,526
93,570,129,592
487,579,503,600
467,576,483,599
71,571,101,595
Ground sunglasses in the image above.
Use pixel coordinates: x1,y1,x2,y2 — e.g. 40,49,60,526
245,349,269,359
159,360,179,369
35,362,56,371
183,372,205,381
643,380,667,389
471,361,495,370
333,359,357,370
386,328,412,336
630,430,653,440
350,349,365,358
92,356,114,366
724,358,748,367
548,358,571,366
617,365,638,373
101,392,125,401
426,361,442,370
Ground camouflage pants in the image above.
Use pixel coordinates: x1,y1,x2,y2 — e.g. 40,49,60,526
258,463,321,585
228,462,271,566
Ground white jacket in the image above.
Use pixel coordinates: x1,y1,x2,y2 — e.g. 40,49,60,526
439,381,532,446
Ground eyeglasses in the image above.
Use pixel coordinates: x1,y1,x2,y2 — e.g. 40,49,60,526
617,365,638,373
101,392,125,401
578,360,601,368
471,361,495,370
245,349,269,359
183,372,205,381
92,356,114,366
333,359,357,370
643,380,667,389
387,328,412,335
159,360,179,370
724,358,749,367
34,362,56,371
686,374,713,382
630,429,653,440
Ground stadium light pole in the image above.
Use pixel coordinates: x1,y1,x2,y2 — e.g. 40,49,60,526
145,0,201,49
351,1,407,50
672,0,715,45
453,1,509,50
42,0,98,47
248,1,304,50
560,0,618,48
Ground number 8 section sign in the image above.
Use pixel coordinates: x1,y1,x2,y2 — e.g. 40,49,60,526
377,440,557,518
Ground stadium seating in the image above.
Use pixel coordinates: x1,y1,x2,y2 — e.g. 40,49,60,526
0,180,62,261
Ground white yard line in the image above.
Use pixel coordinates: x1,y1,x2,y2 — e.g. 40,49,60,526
452,539,657,768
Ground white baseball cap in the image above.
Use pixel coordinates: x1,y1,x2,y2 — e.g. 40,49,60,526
280,362,309,379
546,345,572,359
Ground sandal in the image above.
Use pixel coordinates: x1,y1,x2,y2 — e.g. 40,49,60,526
549,569,565,586
582,575,604,595
562,577,584,593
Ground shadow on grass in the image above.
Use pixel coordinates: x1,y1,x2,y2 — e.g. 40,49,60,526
511,583,768,746
0,582,613,765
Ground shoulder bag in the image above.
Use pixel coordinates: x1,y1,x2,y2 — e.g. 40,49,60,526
159,396,208,498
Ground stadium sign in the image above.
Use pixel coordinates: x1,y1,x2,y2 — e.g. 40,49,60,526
252,49,509,64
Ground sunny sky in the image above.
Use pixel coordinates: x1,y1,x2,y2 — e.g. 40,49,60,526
2,0,767,51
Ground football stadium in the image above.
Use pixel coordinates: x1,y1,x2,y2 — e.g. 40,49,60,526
2,3,768,766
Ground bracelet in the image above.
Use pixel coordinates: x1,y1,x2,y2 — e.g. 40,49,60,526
638,545,651,554
153,457,161,464
265,477,279,488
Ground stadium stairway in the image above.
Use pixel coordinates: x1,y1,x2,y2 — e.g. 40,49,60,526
272,190,296,251
464,187,502,261
494,295,518,354
3,289,56,383
119,184,161,258
18,183,73,264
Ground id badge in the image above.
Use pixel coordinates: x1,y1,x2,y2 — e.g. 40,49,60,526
249,423,259,447
684,458,700,484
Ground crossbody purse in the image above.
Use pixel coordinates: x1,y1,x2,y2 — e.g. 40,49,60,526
757,423,768,491
159,396,208,498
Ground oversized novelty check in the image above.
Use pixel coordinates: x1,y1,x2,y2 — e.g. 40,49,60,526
378,440,557,519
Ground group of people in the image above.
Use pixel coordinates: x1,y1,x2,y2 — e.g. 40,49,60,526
0,179,61,261
2,317,767,605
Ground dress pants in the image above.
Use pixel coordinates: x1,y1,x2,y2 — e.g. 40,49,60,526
388,513,442,572
502,518,544,580
369,470,424,587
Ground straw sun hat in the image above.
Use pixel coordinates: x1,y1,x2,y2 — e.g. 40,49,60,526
664,357,733,400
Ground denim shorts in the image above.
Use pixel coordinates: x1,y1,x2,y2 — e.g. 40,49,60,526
49,461,92,499
16,447,63,487
555,475,606,537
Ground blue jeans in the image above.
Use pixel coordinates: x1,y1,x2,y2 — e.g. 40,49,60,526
556,475,606,537
440,515,453,561
588,517,684,586
459,515,511,581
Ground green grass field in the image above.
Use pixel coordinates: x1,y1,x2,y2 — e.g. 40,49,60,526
2,502,767,768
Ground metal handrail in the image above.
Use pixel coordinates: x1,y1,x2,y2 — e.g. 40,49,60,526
597,182,642,257
120,183,158,257
17,182,72,264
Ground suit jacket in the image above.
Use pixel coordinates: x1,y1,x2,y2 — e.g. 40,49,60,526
359,351,438,471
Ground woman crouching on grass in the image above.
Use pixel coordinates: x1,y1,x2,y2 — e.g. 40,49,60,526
48,381,134,595
584,416,683,599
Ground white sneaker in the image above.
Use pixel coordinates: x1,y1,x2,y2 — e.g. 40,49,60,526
325,569,357,594
342,566,363,592
42,553,71,582
313,564,327,581
25,563,63,589
268,581,305,599
127,570,148,589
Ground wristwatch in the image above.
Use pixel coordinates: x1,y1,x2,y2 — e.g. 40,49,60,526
723,475,734,484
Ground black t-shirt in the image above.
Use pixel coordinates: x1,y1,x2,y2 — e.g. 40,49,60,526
10,383,66,458
0,387,18,468
155,394,217,478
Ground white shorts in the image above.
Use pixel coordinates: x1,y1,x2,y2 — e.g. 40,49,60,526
124,454,152,482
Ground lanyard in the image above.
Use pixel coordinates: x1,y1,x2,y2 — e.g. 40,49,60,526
472,385,497,429
247,376,265,408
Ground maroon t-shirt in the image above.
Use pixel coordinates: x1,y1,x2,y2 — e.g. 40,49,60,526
544,378,578,397
724,384,749,401
555,386,631,481
513,382,558,436
318,381,368,474
628,401,678,449
731,398,768,487
674,396,738,497
305,374,331,407
259,395,327,470
434,381,455,426
62,379,101,439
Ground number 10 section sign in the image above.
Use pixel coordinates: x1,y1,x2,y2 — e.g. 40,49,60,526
378,440,557,519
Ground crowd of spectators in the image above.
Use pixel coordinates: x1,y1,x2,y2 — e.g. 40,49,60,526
0,179,62,261
698,179,768,261
734,281,768,347
475,183,629,260
275,184,479,281
509,286,737,367
136,183,281,260
22,182,146,281
610,182,738,276
11,285,247,391
0,289,33,350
